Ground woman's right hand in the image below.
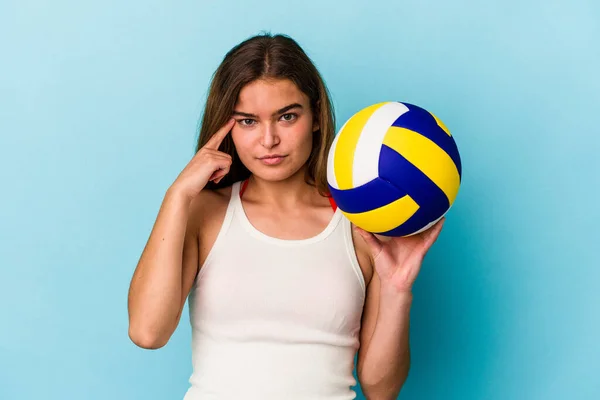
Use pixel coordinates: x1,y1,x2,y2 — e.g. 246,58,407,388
169,118,236,200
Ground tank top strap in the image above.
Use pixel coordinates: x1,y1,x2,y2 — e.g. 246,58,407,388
227,180,242,215
337,211,366,293
195,181,239,277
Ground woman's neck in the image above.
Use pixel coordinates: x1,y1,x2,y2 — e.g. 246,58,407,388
243,171,321,209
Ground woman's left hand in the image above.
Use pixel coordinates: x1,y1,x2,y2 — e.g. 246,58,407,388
355,218,445,294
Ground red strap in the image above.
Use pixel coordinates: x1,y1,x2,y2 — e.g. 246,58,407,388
239,179,249,198
328,196,337,212
239,178,337,212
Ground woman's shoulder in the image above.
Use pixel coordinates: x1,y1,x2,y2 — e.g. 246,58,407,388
187,184,236,265
185,184,235,235
189,185,233,218
200,184,234,203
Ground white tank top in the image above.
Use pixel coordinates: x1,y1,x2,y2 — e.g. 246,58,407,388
183,180,366,400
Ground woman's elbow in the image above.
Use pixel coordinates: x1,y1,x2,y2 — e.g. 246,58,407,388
358,370,409,400
128,324,169,349
359,383,403,400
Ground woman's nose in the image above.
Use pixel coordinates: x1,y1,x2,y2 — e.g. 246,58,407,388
260,124,280,148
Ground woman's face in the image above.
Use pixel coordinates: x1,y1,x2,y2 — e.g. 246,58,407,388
231,78,319,182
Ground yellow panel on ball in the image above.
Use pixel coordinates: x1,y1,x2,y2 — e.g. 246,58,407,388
333,102,387,190
341,194,420,233
382,126,461,205
430,112,451,136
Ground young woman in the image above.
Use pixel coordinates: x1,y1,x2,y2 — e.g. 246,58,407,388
127,33,444,400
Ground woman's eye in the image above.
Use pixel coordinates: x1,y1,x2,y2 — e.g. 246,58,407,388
280,113,297,122
239,119,255,126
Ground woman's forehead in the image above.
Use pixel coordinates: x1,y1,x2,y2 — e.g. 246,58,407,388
235,78,309,115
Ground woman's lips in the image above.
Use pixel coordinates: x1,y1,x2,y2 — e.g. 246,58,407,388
259,155,287,165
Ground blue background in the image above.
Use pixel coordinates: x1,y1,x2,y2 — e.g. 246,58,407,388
1,0,599,399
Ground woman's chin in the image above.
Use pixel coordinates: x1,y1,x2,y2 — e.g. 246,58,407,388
248,162,305,182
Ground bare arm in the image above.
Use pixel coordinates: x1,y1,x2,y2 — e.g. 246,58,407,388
357,272,412,399
127,118,235,349
127,188,200,349
356,221,444,399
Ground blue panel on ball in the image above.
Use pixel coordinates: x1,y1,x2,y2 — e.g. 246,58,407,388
329,177,408,214
378,144,449,236
392,102,462,178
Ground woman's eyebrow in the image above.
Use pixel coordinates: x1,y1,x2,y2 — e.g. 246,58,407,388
275,103,303,115
232,103,303,118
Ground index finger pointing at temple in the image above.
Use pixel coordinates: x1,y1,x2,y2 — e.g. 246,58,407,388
205,118,235,150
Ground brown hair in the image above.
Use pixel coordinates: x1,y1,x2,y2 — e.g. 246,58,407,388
195,32,336,195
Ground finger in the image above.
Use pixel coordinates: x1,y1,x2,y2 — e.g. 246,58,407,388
423,218,445,249
210,167,228,180
353,225,383,259
211,155,232,169
209,165,230,182
205,118,235,150
200,150,232,161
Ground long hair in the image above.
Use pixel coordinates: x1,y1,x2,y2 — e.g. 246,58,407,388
195,33,336,195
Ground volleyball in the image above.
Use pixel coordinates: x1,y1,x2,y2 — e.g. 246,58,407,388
327,101,462,237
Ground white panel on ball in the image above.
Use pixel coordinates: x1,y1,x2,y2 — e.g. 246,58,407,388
351,102,409,187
